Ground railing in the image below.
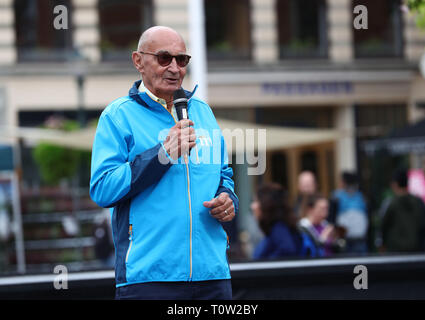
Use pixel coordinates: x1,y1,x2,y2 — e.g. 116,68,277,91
1,253,425,299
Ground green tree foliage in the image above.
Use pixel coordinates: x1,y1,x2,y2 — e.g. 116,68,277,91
33,143,81,186
407,0,425,29
32,118,90,186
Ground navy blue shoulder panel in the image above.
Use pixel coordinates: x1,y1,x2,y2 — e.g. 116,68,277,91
128,143,172,197
112,198,131,284
185,84,198,100
106,143,172,208
129,80,149,107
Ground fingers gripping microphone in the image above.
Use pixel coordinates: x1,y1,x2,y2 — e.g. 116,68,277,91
173,88,198,161
173,88,188,121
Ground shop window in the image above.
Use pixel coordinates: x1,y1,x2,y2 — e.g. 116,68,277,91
256,107,334,129
205,0,252,60
14,0,73,62
98,0,153,61
277,0,328,59
356,104,407,215
353,0,403,58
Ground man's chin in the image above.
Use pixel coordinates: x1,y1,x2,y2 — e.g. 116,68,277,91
162,83,183,94
155,81,184,98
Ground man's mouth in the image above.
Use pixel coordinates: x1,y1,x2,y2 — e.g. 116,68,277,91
165,78,179,84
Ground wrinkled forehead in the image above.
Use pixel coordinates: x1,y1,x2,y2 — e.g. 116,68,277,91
143,30,187,54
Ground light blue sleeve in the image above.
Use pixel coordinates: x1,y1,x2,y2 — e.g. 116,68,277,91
89,112,132,208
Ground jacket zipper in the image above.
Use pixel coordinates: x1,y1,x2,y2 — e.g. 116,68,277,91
165,105,193,280
183,154,193,280
125,225,133,263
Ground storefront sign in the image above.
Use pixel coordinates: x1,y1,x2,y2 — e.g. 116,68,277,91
262,82,353,96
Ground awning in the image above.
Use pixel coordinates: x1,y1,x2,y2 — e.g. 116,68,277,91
0,126,95,151
217,119,338,154
1,119,339,154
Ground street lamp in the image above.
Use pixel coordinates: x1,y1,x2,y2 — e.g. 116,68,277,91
188,0,208,102
420,51,425,79
71,57,88,128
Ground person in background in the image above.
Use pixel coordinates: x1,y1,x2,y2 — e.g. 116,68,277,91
299,194,336,257
0,183,11,243
293,171,318,218
329,171,368,254
0,182,11,272
93,209,115,268
251,183,303,260
382,169,425,253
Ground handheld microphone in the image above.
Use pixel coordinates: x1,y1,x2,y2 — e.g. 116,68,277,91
173,88,188,121
173,88,198,162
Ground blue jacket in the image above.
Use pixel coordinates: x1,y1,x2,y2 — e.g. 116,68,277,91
333,190,367,216
90,80,238,287
253,222,303,260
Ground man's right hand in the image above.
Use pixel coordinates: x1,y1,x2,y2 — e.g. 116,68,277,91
163,119,196,160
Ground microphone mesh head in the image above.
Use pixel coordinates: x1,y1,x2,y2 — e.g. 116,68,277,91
173,88,186,101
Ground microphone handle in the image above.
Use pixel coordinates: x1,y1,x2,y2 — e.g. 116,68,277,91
176,106,199,163
176,105,192,155
176,105,187,121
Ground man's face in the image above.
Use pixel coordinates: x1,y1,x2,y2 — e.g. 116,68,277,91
298,172,316,195
137,32,187,99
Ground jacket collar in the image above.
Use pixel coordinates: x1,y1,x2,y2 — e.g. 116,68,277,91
129,80,198,108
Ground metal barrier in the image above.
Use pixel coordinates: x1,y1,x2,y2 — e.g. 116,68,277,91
1,254,425,299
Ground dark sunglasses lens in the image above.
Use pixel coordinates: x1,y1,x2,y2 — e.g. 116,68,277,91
157,53,173,66
176,55,190,67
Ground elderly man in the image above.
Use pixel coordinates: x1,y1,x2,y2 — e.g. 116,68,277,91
90,26,238,300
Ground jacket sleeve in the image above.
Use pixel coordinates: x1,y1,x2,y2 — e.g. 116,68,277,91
90,112,172,208
214,133,239,214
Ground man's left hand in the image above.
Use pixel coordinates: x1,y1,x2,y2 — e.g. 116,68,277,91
203,192,235,222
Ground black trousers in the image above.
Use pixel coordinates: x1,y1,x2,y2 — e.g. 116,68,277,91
115,279,232,300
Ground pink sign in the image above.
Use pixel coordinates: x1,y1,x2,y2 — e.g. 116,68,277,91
408,169,425,203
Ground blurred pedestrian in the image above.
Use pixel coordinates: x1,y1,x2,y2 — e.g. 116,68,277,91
293,171,317,218
299,194,336,257
382,169,425,252
251,183,303,260
329,171,368,254
0,181,11,272
93,209,114,268
0,182,11,242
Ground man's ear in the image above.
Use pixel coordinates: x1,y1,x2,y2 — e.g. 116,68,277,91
132,51,143,73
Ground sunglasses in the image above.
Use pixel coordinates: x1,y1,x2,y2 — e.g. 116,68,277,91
138,50,191,67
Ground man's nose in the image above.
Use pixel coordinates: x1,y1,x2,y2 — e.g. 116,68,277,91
167,57,180,72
